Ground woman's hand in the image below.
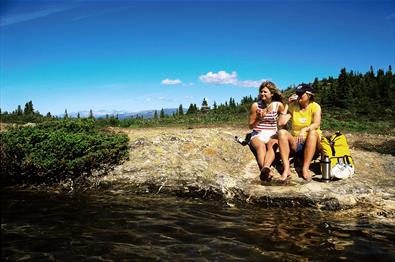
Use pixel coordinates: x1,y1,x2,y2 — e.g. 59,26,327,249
297,127,309,144
256,108,266,118
288,94,298,103
297,133,304,145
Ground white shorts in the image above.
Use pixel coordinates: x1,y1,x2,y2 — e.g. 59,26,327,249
250,130,277,144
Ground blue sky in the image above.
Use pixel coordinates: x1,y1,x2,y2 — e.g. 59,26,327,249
1,0,394,115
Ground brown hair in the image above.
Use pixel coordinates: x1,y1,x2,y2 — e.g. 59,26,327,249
259,81,283,102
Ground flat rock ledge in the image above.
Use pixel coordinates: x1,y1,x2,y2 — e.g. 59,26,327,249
94,127,395,218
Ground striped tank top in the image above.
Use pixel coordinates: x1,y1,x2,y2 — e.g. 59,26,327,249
254,101,279,132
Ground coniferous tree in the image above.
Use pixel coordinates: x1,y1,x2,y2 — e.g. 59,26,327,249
23,101,34,115
17,105,23,115
186,103,196,115
201,98,209,112
160,108,165,118
64,109,68,119
89,109,94,119
154,110,158,119
178,104,184,115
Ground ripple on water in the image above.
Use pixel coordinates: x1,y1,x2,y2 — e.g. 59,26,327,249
2,189,395,261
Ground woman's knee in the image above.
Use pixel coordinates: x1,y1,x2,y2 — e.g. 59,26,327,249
278,129,289,139
267,139,278,147
251,139,264,150
306,130,319,142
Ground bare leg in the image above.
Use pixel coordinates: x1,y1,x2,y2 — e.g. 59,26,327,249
263,139,278,179
250,137,267,171
264,139,277,168
302,130,319,181
278,130,296,180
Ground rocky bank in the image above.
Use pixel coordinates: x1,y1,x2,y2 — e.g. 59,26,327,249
91,127,395,221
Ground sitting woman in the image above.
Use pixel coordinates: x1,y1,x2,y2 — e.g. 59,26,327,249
248,81,287,181
278,83,321,181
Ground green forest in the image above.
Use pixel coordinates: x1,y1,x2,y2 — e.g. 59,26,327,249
1,66,394,134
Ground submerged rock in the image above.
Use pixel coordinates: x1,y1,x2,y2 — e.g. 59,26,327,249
96,127,395,219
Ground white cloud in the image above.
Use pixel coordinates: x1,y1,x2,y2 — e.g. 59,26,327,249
237,80,263,88
161,78,182,85
199,70,264,88
199,71,238,85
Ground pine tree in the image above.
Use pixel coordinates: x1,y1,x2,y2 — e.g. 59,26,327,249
178,104,184,115
64,109,68,119
201,98,209,112
23,101,34,115
154,110,158,119
89,109,94,119
186,103,196,115
17,105,23,115
160,108,165,118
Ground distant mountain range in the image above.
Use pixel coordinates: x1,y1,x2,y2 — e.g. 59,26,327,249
63,108,179,119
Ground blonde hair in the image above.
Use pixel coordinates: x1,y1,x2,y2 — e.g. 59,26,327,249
259,81,283,102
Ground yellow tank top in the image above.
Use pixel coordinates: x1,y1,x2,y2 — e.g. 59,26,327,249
289,102,322,137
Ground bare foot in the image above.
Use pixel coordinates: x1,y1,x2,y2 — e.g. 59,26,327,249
302,168,312,181
260,167,272,181
279,169,291,181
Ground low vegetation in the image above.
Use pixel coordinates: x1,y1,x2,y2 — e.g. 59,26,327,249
0,119,129,185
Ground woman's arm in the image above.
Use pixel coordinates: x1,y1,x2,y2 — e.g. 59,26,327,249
248,102,259,129
277,102,290,127
300,106,321,134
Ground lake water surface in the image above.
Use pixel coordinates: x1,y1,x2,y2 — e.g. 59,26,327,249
2,188,394,261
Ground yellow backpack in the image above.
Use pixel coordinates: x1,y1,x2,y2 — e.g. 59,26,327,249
321,131,354,168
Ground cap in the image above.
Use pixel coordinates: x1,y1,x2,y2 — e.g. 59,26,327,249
295,83,314,95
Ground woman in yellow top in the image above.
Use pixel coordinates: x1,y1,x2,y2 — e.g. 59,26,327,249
278,83,321,181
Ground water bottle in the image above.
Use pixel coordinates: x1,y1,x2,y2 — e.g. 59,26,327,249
321,155,331,182
235,136,246,146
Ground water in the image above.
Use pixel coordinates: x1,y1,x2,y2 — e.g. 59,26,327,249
2,188,394,261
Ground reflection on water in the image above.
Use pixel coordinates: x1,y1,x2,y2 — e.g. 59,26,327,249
2,188,394,261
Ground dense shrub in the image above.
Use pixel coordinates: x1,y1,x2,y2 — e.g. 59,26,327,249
0,120,129,184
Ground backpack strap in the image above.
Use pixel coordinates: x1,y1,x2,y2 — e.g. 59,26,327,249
329,132,343,156
329,141,336,156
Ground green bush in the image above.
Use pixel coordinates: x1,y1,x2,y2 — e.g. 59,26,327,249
0,120,129,184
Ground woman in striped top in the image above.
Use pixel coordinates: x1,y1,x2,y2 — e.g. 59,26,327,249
248,81,287,181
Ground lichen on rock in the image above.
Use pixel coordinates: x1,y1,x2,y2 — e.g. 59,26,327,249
97,127,395,221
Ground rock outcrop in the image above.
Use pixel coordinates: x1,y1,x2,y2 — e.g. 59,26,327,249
96,127,395,220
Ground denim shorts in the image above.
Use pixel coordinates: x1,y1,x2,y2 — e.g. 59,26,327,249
296,142,304,158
